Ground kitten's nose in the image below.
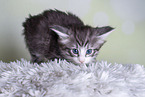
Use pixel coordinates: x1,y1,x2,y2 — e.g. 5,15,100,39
79,60,85,63
79,57,85,63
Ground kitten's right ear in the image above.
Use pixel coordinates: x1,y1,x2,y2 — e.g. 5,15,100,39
50,25,69,39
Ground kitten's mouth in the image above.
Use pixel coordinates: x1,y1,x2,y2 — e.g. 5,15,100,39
78,60,87,65
71,61,85,65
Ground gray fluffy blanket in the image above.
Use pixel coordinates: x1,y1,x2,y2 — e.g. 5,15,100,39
0,59,145,97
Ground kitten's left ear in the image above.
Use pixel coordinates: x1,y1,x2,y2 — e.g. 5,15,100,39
50,25,69,39
95,26,114,39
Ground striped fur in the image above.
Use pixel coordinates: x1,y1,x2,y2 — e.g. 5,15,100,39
23,9,114,64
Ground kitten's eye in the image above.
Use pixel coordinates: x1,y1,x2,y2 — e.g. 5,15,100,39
86,49,92,55
72,49,78,54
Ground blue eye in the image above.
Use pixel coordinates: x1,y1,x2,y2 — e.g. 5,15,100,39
72,49,78,54
86,49,92,54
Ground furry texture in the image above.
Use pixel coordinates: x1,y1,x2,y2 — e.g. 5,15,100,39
0,59,145,97
23,10,114,64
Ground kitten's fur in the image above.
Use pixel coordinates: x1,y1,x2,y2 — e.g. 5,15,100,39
23,9,114,65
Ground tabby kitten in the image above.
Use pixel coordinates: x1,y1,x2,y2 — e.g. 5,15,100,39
23,9,114,65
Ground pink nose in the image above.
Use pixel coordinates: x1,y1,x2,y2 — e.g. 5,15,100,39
79,57,85,63
79,60,85,63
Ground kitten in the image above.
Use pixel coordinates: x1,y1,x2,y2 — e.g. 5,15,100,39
23,9,114,65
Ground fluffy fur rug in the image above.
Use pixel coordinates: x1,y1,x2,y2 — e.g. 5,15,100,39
0,59,145,97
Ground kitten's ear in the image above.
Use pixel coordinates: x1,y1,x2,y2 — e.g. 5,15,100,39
50,25,69,39
95,26,114,39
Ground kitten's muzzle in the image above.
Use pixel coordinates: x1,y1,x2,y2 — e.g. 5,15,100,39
78,57,85,63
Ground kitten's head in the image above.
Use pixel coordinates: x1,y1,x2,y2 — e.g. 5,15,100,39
50,25,114,65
